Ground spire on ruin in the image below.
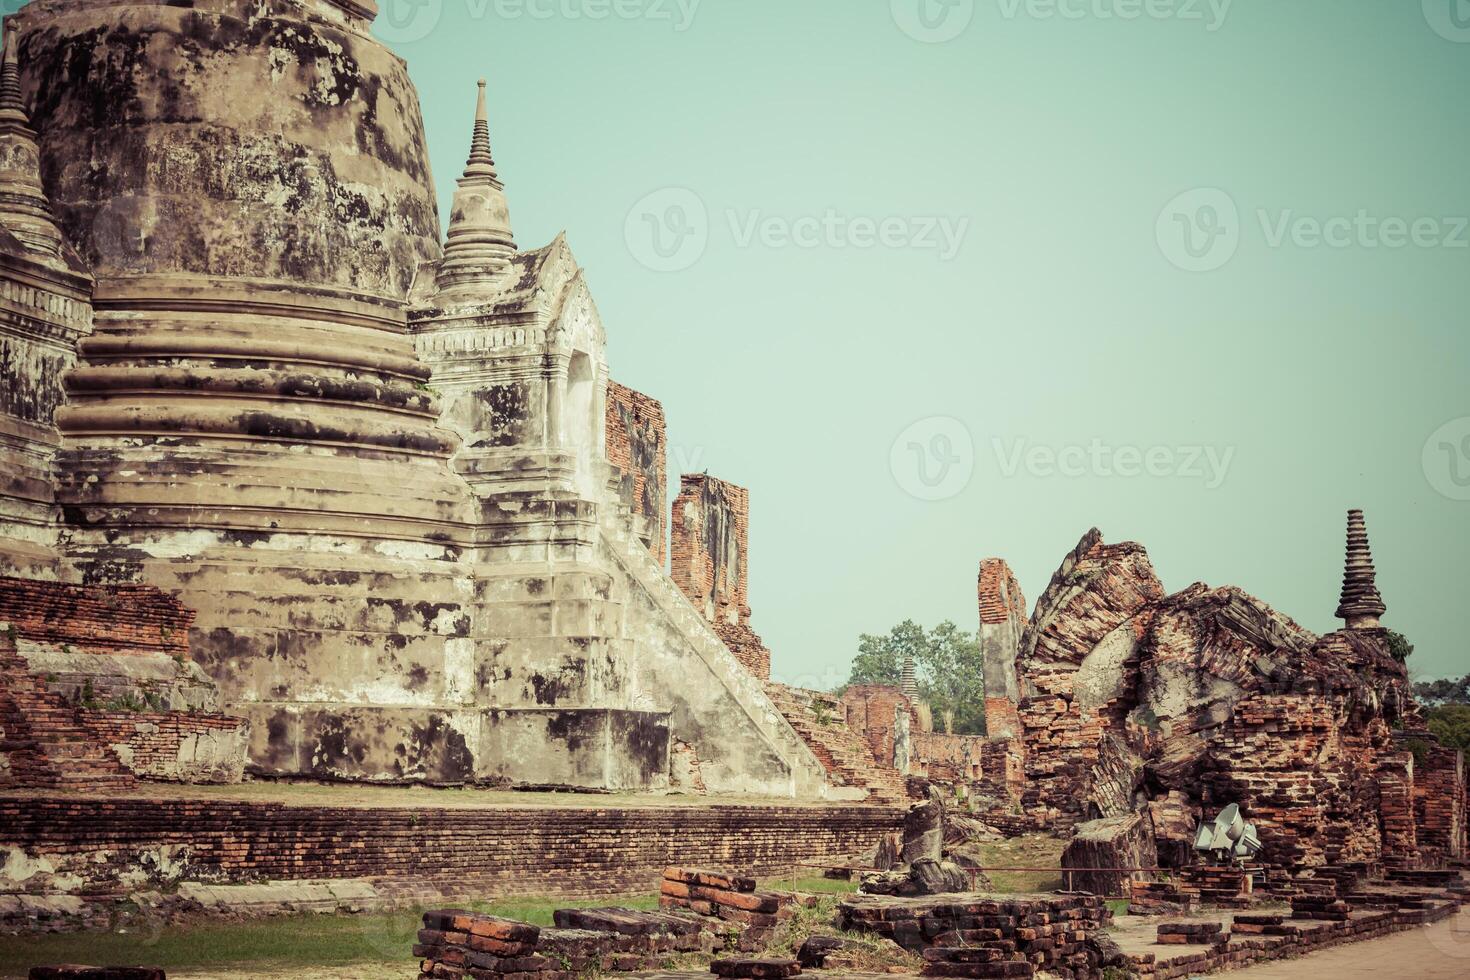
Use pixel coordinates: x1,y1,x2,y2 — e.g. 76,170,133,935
0,23,64,260
436,78,517,296
900,656,919,700
1336,509,1386,629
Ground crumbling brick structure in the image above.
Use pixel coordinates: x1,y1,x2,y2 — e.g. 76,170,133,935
605,380,667,565
0,577,246,788
978,558,1027,740
986,512,1466,880
670,475,770,679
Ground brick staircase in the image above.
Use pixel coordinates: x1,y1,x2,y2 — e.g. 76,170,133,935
0,630,135,790
764,683,908,805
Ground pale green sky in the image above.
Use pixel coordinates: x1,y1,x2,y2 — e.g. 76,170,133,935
384,0,1468,685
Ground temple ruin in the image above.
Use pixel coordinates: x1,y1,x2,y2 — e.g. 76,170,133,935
0,4,1466,976
0,0,832,798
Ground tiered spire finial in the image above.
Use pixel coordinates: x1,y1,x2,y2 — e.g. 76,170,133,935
0,26,26,125
1336,509,1387,629
900,656,919,700
0,21,65,260
436,78,516,296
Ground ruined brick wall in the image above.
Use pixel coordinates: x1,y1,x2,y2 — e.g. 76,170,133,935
909,731,989,784
605,380,667,565
978,558,1027,739
1201,694,1392,873
0,576,193,659
841,685,919,770
1378,752,1418,867
669,474,769,679
0,798,903,901
1402,734,1465,863
79,711,249,784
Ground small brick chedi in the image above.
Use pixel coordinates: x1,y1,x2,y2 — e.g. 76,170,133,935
0,1,831,796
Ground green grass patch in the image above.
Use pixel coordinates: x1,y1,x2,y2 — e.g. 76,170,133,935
0,895,658,979
765,875,859,895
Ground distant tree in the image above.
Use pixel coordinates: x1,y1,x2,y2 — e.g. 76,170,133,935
846,620,927,687
843,619,986,736
1386,630,1415,663
1427,704,1470,751
1414,673,1470,707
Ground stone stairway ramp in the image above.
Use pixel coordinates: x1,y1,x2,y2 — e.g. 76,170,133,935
764,683,908,805
0,629,135,790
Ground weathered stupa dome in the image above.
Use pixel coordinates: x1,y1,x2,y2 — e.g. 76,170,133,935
18,0,440,298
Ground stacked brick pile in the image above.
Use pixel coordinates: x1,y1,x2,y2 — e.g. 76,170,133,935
837,893,1111,979
413,909,567,979
659,868,790,934
1127,880,1200,916
1178,866,1252,906
1155,922,1223,945
543,907,705,970
1229,913,1287,935
1289,891,1352,921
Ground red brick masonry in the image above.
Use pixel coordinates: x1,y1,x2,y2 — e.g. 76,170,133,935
0,797,902,902
0,576,193,658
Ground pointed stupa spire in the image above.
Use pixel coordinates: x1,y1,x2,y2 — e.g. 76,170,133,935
436,77,516,296
0,25,26,125
0,21,64,260
900,656,919,700
1336,509,1387,629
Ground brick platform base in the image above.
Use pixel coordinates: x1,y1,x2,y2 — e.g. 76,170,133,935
0,795,901,933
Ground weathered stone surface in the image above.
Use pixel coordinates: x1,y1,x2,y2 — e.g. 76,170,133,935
0,1,834,797
1061,813,1158,898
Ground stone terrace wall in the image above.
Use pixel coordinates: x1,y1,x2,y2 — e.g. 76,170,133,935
605,380,667,566
669,475,770,680
0,577,193,658
0,798,901,902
